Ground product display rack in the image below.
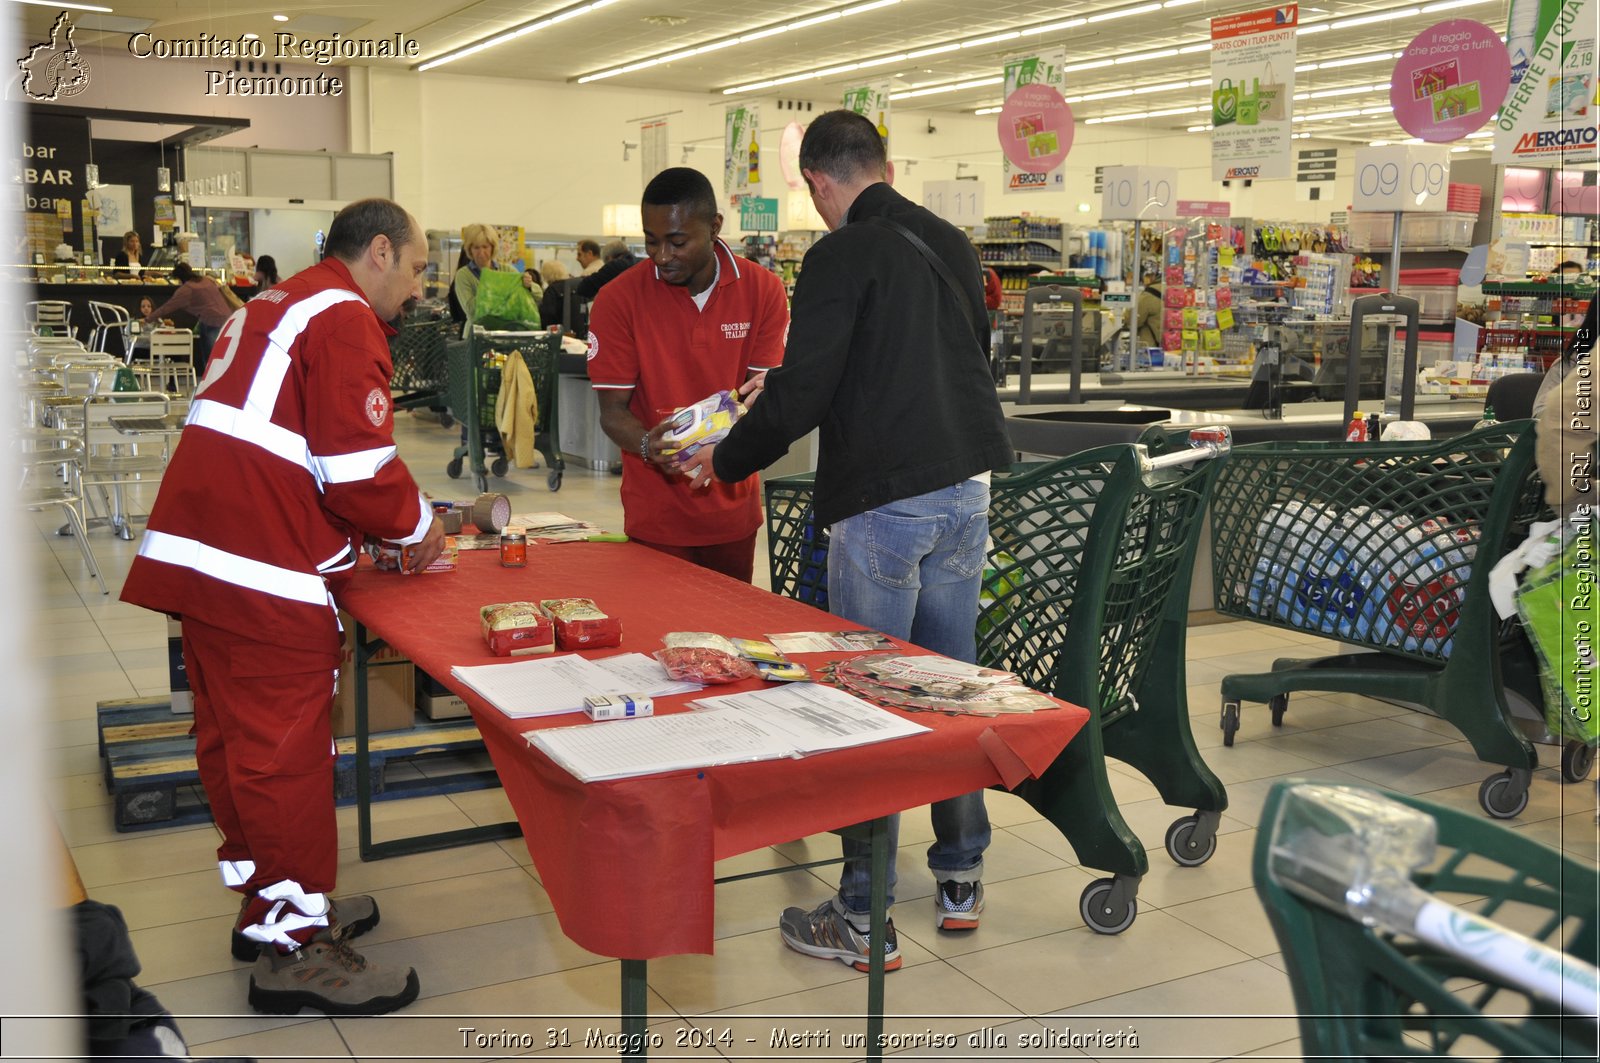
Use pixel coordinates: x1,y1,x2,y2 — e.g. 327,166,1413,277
980,215,1064,316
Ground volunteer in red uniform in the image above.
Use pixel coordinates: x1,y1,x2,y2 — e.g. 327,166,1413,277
587,166,788,582
121,198,444,1017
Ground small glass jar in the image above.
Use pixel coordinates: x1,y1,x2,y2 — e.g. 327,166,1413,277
500,526,527,568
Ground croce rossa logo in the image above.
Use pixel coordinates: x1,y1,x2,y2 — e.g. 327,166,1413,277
18,11,91,101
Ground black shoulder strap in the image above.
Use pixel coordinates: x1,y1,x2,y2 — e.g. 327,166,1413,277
866,216,979,335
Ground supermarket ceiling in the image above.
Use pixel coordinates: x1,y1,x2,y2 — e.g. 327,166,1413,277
23,0,1514,145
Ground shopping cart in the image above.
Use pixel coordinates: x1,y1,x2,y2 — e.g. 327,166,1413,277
765,426,1232,933
1208,421,1550,818
1255,780,1598,1059
388,313,455,426
445,327,564,493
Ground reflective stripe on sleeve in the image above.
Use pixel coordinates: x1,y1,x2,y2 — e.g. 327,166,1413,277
187,398,316,481
139,530,329,606
219,859,256,888
311,445,396,485
391,492,432,547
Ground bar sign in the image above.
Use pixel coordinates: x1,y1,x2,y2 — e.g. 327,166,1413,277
1093,166,1104,193
1297,148,1338,182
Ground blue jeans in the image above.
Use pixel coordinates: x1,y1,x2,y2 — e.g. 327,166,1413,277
828,480,993,914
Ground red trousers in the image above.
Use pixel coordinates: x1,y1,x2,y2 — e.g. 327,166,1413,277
183,616,341,898
632,530,758,584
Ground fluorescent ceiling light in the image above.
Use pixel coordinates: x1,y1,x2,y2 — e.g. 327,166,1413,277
1294,108,1363,121
906,43,961,58
975,106,1002,115
788,12,843,30
842,0,900,14
1296,23,1330,34
1319,51,1397,68
1063,58,1116,72
1026,18,1088,33
963,31,1021,47
890,75,1002,99
1177,43,1212,54
1164,0,1207,7
1117,48,1178,64
1187,123,1213,132
421,0,621,71
12,0,112,9
1421,0,1493,10
1332,6,1418,28
1088,3,1161,22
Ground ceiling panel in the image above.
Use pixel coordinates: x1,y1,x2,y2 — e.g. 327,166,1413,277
14,0,1517,145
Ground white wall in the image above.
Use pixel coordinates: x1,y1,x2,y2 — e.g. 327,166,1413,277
360,68,1359,238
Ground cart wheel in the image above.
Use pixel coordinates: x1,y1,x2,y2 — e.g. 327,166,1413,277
1079,878,1137,935
490,456,509,478
438,412,454,430
1561,741,1596,783
1164,815,1218,868
1220,701,1240,747
446,456,463,480
547,469,562,491
1478,770,1530,819
1269,693,1289,727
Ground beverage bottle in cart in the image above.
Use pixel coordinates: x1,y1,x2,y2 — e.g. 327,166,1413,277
1345,411,1368,442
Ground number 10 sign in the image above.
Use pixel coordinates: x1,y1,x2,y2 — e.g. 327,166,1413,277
1100,166,1178,221
1351,144,1450,213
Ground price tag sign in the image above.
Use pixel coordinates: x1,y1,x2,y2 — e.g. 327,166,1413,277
922,180,985,227
1101,165,1178,221
1351,144,1451,213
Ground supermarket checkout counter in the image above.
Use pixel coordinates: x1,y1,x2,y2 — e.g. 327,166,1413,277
1004,395,1487,457
997,369,1254,409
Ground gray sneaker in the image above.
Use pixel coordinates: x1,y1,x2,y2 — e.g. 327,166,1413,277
247,932,419,1016
934,880,984,930
231,894,380,961
778,897,901,972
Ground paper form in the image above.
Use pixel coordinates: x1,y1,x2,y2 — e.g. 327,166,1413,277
451,652,700,719
526,683,930,782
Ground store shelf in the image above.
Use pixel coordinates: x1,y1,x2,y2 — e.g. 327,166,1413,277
1348,245,1473,254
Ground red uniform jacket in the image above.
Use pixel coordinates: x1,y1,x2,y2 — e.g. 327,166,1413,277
121,258,430,655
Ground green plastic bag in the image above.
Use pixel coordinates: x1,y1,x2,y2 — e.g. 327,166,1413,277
1516,522,1600,743
473,269,541,331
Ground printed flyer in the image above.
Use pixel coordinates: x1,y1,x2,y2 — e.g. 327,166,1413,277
1210,4,1299,181
1493,0,1598,166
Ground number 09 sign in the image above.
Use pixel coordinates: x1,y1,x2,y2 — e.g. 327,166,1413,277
1351,144,1451,213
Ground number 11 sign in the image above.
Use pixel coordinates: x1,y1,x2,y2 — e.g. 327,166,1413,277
1351,144,1450,213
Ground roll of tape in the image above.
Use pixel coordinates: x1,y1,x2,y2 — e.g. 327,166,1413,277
471,492,512,533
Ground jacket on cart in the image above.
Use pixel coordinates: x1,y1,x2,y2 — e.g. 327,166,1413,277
714,182,1011,527
121,257,431,654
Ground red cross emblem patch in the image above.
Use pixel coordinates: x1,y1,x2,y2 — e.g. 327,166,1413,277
365,387,390,426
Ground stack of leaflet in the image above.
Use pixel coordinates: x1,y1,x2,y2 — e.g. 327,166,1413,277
822,654,1058,715
450,652,699,718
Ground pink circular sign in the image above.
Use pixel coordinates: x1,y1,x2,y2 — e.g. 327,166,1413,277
1389,20,1511,142
997,83,1075,172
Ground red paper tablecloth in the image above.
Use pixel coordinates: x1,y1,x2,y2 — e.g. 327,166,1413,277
338,543,1088,959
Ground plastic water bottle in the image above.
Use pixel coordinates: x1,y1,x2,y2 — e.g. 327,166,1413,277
1507,0,1537,87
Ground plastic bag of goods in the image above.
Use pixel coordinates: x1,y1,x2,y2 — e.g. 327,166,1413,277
654,632,758,684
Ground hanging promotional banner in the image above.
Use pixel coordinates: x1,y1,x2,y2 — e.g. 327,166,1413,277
1001,51,1068,193
640,118,669,184
1210,4,1299,181
997,84,1074,175
1493,0,1598,166
841,83,891,154
724,103,761,198
1391,21,1512,142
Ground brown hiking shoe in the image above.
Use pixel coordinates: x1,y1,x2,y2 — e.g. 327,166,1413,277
247,932,419,1016
231,894,380,961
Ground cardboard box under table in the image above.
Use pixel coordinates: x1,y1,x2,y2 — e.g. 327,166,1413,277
339,544,1087,1059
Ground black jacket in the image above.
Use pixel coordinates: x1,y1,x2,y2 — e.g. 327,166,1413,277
714,182,1011,527
575,253,638,301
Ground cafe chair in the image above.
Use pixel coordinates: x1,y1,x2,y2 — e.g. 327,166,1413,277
25,300,75,340
15,428,107,594
86,301,132,355
138,328,198,396
78,391,172,541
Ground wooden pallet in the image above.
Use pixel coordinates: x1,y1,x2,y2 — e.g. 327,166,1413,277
97,697,501,832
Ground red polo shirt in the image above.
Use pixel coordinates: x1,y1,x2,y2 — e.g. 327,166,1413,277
588,240,787,546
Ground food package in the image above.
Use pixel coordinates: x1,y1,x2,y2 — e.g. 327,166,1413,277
539,598,622,650
403,536,458,573
480,602,555,657
654,632,758,684
659,390,743,465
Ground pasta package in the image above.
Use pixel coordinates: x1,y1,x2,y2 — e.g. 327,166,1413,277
539,598,622,650
480,602,555,657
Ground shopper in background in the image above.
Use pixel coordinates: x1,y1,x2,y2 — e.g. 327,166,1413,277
452,223,499,331
538,258,573,332
121,197,442,1018
587,166,787,582
1136,270,1164,350
253,254,280,289
522,267,543,302
576,238,603,275
575,239,638,301
144,260,233,378
1534,297,1597,419
112,231,143,276
683,110,1012,970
